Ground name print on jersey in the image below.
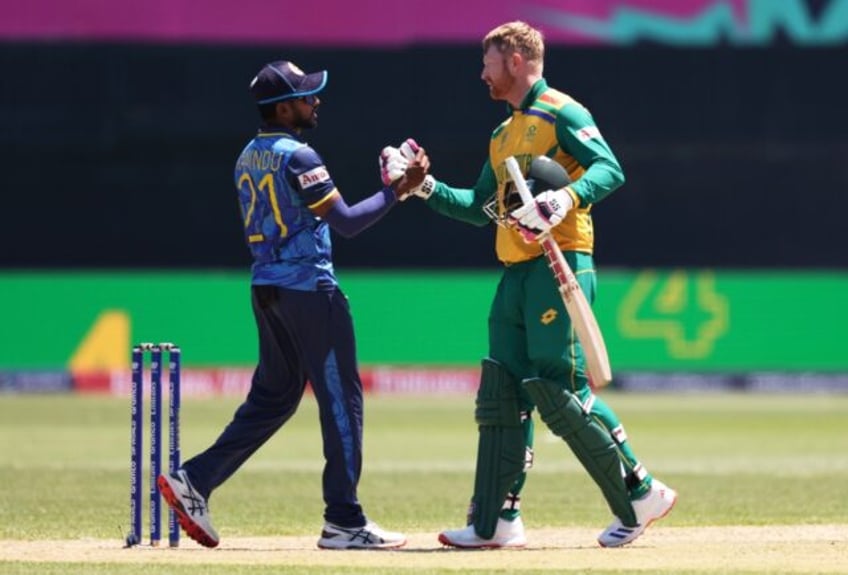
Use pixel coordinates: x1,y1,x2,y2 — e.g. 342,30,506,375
236,149,283,171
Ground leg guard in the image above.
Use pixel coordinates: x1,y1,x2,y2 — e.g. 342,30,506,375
523,378,637,526
498,412,534,522
590,395,652,499
470,359,527,539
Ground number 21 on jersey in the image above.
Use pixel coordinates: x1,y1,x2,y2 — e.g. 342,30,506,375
237,171,288,243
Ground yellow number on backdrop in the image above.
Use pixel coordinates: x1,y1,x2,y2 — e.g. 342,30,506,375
68,310,130,370
618,270,729,359
238,172,288,237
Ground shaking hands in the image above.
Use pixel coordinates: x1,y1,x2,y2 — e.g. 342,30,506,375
379,138,435,201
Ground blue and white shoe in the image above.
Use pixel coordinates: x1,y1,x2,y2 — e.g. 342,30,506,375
317,520,406,549
597,479,677,548
158,469,219,548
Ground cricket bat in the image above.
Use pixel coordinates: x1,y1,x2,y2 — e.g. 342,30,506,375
504,156,613,387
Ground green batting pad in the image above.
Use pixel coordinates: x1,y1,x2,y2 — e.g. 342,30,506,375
470,359,527,539
523,377,636,526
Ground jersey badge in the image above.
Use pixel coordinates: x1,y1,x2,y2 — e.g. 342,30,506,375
576,126,602,142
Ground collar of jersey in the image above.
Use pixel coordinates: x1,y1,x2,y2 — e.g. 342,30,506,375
256,125,301,140
508,77,549,113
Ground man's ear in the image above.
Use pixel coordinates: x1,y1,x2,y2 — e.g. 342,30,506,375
508,50,523,73
275,101,292,121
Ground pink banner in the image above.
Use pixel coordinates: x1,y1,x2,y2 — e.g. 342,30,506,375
2,0,747,45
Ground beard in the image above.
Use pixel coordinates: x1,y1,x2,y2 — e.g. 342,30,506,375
292,106,318,130
487,67,516,101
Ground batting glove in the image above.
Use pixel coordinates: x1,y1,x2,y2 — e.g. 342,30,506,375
507,188,573,243
379,146,408,186
397,138,435,201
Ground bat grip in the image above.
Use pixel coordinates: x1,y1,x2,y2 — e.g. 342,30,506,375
504,157,534,205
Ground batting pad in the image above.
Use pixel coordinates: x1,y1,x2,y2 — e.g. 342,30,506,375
471,359,527,539
523,378,637,526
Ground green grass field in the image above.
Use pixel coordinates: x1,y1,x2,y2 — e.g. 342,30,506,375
1,392,847,574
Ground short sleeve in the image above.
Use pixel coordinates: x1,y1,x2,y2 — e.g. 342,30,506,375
287,146,338,207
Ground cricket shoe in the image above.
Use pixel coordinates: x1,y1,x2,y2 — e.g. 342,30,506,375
317,521,407,549
157,469,220,548
438,516,527,549
597,479,677,548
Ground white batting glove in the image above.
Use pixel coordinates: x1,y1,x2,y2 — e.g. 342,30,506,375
507,188,573,243
379,146,408,186
397,138,435,201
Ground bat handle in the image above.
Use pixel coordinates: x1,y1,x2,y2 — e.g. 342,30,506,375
504,157,534,205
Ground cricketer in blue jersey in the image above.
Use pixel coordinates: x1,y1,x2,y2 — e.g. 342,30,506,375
157,59,429,551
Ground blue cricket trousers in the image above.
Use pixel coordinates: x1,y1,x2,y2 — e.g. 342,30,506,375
182,285,367,528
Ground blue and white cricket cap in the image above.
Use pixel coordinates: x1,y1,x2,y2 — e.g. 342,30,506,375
249,60,328,105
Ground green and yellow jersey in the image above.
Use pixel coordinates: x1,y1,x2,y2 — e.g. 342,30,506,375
427,78,624,265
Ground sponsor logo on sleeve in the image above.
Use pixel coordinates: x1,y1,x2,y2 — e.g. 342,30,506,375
576,126,602,142
298,166,331,189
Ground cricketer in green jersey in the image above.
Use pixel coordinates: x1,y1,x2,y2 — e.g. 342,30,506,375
381,21,677,549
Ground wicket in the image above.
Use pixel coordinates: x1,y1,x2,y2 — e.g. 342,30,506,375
126,342,181,548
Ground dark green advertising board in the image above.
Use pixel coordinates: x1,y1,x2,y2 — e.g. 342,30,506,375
0,270,845,372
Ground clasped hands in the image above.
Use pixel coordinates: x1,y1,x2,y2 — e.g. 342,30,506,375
379,139,433,200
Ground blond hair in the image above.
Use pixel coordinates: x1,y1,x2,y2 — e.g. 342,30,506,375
482,21,545,62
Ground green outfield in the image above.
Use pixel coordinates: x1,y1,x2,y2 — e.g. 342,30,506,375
1,392,847,574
